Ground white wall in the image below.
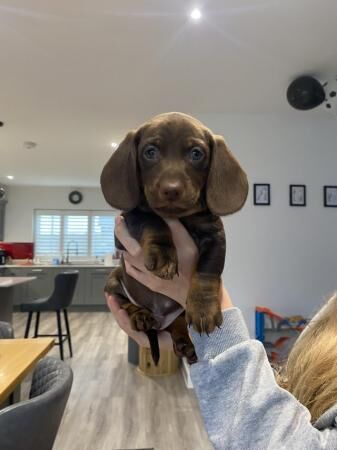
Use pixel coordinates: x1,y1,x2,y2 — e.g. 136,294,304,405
4,186,110,242
197,113,337,334
5,113,337,334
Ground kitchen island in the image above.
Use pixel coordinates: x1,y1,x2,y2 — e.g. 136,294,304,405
0,263,120,311
0,277,36,323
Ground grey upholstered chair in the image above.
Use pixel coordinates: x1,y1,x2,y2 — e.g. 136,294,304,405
0,321,14,339
0,357,73,450
21,271,79,360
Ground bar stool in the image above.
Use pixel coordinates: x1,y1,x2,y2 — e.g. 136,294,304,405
21,271,79,360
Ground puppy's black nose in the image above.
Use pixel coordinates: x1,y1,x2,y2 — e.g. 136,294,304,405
159,181,183,202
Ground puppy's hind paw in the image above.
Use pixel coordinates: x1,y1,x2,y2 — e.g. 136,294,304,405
130,309,159,332
173,338,198,364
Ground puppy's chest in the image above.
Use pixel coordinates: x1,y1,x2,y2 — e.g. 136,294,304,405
119,209,222,251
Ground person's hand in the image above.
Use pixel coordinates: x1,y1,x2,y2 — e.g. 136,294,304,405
117,216,198,308
105,293,173,350
219,284,233,310
105,215,198,349
115,215,233,310
106,215,233,348
106,286,233,349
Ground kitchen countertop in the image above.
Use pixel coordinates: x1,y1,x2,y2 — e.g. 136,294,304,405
0,277,36,287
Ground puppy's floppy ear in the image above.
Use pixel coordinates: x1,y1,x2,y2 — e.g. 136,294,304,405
100,130,140,210
206,135,248,216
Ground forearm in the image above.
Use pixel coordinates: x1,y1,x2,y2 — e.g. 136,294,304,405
189,308,335,450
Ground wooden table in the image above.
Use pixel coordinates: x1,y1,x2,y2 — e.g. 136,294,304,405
0,338,54,404
0,277,36,323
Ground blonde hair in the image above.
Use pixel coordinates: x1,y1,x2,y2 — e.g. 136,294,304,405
277,292,337,423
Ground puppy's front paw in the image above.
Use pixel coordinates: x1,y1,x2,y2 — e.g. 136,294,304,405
144,244,178,280
186,301,223,334
129,308,159,332
185,275,223,334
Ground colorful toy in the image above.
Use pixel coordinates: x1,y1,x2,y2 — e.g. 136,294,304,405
255,306,308,363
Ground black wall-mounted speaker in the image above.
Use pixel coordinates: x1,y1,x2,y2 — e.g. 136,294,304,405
287,76,326,110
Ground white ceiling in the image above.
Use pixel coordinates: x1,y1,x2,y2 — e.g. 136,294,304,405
1,0,337,186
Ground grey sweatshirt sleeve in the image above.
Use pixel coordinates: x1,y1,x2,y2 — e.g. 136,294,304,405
189,307,337,450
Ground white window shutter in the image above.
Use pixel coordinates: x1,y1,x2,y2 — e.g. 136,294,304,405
34,210,116,260
91,214,115,257
34,213,61,256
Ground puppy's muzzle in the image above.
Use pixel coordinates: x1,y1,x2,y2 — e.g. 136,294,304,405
158,180,183,202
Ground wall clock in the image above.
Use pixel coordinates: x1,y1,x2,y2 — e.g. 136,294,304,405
68,190,83,205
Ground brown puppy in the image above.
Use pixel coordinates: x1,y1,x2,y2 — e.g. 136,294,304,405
101,112,248,364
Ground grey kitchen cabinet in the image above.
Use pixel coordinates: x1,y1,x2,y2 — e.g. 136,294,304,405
5,267,53,305
0,267,9,277
84,267,111,305
24,267,86,306
23,268,53,301
2,265,115,309
3,268,31,305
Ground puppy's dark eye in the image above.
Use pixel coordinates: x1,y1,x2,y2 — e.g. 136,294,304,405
189,147,205,161
143,145,159,160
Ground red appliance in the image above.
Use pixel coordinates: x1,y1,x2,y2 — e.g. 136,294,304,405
0,242,34,260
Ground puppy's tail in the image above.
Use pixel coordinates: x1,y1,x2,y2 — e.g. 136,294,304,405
145,330,160,366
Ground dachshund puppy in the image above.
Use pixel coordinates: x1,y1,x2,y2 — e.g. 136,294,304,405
101,112,248,364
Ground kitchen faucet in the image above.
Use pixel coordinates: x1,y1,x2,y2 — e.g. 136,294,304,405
65,240,79,264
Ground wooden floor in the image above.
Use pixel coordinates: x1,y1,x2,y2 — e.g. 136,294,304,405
13,312,213,450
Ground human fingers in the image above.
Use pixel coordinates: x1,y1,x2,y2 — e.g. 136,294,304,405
105,293,122,315
115,216,142,257
220,284,233,310
124,259,187,307
123,251,147,272
164,219,197,256
123,259,159,291
114,309,173,350
115,308,149,347
157,331,174,351
105,293,149,346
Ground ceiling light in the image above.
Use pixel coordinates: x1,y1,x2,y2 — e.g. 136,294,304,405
190,8,202,21
110,142,118,149
7,175,14,180
24,141,37,149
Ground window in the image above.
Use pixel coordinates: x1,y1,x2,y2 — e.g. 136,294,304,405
91,214,115,257
34,210,116,260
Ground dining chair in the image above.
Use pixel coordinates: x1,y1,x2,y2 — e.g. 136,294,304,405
0,356,73,450
0,321,14,339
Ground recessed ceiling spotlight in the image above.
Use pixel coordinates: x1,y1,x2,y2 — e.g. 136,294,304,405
7,175,14,180
190,8,202,21
110,142,118,149
0,121,4,127
24,141,37,149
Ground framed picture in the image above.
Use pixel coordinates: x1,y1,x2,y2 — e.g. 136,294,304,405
290,185,306,207
324,186,337,207
254,184,270,205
